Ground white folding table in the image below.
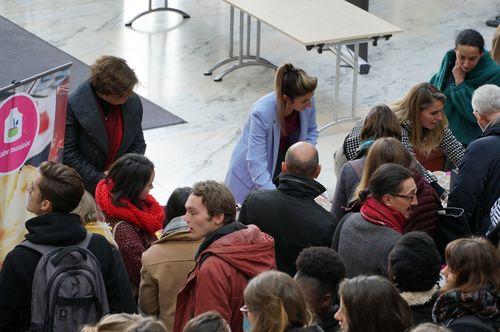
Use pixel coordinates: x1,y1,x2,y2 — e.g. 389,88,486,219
204,0,402,130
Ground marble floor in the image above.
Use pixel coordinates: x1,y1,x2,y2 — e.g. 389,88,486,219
1,0,498,203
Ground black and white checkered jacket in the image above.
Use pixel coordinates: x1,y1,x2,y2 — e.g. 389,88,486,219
343,119,465,184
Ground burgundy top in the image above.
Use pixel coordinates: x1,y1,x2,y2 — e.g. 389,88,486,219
279,110,300,153
96,101,123,169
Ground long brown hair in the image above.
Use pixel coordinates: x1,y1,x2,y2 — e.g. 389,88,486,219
442,237,500,294
275,63,317,134
360,104,402,141
355,137,413,199
244,271,312,332
339,275,413,332
392,83,447,156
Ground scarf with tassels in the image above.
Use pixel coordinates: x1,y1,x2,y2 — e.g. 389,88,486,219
95,179,164,235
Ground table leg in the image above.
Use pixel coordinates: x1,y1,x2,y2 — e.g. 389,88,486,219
351,43,359,116
334,44,341,121
246,15,251,57
125,0,189,27
318,42,364,132
206,7,276,81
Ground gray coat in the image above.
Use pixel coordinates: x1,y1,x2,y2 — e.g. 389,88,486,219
63,80,146,193
330,158,365,221
333,212,401,278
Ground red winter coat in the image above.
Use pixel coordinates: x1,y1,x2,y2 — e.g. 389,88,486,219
403,171,441,238
173,224,276,332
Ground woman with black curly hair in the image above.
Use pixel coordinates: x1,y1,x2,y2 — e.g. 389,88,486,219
294,247,346,332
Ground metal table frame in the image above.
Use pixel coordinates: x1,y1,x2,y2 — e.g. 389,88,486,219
204,6,277,81
315,34,391,131
206,4,393,130
125,0,190,27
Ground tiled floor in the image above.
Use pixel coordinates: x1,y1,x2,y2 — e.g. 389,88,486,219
1,0,498,202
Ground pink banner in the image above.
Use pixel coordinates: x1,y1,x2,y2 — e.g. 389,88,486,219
0,68,70,265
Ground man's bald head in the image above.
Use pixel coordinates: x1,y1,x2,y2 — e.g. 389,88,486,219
283,142,320,179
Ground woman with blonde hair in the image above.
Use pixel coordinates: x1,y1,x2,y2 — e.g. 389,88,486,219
433,237,500,331
242,270,322,332
73,190,117,246
81,313,167,332
343,83,464,198
225,63,318,203
393,82,464,173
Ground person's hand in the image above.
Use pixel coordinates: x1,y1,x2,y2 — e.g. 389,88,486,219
452,59,465,86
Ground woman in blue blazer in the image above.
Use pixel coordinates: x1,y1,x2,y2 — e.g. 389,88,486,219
225,63,319,203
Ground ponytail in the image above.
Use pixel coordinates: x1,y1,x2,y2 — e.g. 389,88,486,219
275,63,317,133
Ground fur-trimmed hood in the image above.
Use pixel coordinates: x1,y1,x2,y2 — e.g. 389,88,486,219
401,285,439,306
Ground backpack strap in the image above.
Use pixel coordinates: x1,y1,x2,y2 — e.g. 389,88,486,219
18,232,93,256
18,240,56,255
77,232,93,249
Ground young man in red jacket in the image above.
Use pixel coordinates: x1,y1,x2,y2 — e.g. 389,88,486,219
173,180,276,332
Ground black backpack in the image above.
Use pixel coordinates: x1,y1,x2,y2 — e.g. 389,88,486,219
19,233,109,331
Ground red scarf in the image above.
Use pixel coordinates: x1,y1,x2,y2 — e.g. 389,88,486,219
95,179,164,235
360,197,406,234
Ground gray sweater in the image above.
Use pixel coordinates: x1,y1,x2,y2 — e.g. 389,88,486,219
334,212,401,278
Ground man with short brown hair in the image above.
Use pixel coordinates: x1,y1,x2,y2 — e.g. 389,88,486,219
173,180,276,332
0,162,136,331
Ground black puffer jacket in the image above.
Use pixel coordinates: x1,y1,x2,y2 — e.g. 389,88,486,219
0,213,137,331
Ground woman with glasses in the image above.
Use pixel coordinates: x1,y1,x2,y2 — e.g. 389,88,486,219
241,270,322,332
342,82,465,198
337,137,441,238
332,163,418,278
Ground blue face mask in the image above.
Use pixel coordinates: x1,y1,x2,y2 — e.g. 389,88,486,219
242,316,252,332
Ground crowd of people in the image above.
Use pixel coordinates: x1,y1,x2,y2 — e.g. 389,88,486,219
0,27,499,332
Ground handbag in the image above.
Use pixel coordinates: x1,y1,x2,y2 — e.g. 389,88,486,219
436,207,471,258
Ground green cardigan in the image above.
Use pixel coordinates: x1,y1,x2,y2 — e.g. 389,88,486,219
430,49,500,145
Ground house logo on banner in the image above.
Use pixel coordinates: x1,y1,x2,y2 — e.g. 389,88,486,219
0,93,38,174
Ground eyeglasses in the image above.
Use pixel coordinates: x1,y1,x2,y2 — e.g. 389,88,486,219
240,305,249,317
391,191,417,201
